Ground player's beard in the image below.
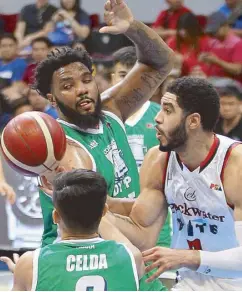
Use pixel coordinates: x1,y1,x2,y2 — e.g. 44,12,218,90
56,95,103,129
159,118,188,152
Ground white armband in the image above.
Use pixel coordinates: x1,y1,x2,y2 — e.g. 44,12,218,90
196,221,242,278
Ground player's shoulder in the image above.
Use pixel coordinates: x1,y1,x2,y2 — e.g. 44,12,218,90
226,143,242,166
15,251,34,275
145,146,169,165
141,146,169,184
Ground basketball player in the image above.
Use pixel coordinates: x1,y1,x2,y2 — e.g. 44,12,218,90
11,169,144,291
111,46,172,249
105,77,242,290
33,0,173,290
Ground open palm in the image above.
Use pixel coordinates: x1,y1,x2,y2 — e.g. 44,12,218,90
99,0,134,35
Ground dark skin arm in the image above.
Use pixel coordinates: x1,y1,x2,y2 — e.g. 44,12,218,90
100,0,174,122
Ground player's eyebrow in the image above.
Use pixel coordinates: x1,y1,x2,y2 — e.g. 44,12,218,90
162,101,175,110
59,76,74,84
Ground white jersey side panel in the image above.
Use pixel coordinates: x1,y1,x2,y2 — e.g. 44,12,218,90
164,135,242,289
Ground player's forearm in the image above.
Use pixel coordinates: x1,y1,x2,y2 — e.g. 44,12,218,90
125,20,174,75
196,248,242,278
107,197,135,216
104,211,153,251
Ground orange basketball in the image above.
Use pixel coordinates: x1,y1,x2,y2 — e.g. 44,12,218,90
1,112,66,177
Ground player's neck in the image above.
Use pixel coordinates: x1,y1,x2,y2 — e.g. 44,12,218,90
177,132,215,171
61,231,100,241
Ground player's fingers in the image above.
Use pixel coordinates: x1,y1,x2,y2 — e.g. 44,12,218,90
145,260,161,273
143,254,157,264
104,0,112,11
110,0,117,8
142,247,157,257
39,185,53,196
13,253,20,264
103,11,114,26
5,186,16,204
99,26,119,34
0,257,16,273
145,268,163,283
116,0,123,4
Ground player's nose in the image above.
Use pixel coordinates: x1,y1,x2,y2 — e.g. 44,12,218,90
75,82,89,96
155,109,164,125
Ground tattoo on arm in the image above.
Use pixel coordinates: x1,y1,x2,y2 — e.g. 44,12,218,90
116,71,163,110
125,20,174,75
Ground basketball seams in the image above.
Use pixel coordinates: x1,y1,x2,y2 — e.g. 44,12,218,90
29,112,56,169
1,112,66,176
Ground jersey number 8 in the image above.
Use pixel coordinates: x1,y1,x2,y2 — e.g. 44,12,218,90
75,275,107,291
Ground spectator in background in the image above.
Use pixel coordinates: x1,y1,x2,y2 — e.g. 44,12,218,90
153,0,191,40
167,12,209,76
22,37,52,86
199,11,242,84
27,88,58,119
46,0,90,46
0,16,4,34
14,0,57,50
215,85,242,141
219,0,242,37
71,39,86,50
0,34,27,88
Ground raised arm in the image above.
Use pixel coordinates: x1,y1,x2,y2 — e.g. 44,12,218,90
100,0,174,122
104,147,168,251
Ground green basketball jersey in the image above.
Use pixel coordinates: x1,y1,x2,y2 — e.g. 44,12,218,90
32,238,139,291
39,111,140,246
125,102,172,249
125,102,160,170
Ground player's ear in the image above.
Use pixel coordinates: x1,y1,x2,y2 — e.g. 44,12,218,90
102,203,109,217
52,208,60,224
187,113,201,130
47,93,57,107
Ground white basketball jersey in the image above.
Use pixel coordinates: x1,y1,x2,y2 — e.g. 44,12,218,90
164,135,242,290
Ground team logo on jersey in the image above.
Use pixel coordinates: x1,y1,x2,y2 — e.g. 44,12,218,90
89,140,98,149
104,139,129,182
210,183,222,191
184,187,196,201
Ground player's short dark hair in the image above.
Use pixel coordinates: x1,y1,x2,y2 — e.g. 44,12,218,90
34,47,93,97
53,169,107,233
31,37,52,48
0,33,17,44
217,85,242,101
112,46,137,68
167,77,220,131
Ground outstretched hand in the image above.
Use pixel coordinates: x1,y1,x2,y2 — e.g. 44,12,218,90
0,253,19,273
99,0,134,35
142,246,200,282
0,181,16,204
